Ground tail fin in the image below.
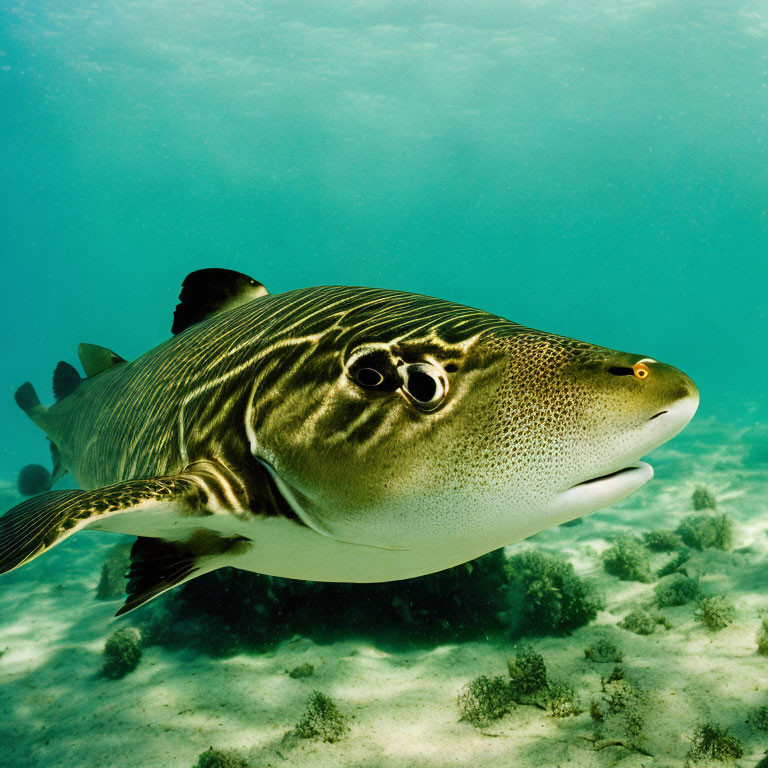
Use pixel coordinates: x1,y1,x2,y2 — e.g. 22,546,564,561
14,382,48,427
15,382,41,415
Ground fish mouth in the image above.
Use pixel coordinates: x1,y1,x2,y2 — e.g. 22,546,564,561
556,461,653,518
570,464,648,488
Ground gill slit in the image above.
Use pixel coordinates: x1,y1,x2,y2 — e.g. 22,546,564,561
255,458,410,552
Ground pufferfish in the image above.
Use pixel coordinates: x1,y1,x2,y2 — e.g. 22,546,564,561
0,268,698,615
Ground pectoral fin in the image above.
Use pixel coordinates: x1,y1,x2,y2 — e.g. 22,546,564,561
0,476,208,575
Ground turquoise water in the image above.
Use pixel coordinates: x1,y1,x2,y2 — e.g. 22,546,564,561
1,0,766,478
1,2,768,767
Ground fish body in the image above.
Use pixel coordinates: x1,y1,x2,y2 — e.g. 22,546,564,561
1,272,699,614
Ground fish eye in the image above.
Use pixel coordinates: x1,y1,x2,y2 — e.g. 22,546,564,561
347,345,400,391
355,367,385,388
401,363,448,411
633,362,650,380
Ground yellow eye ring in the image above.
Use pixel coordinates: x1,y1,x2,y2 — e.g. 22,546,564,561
633,362,650,380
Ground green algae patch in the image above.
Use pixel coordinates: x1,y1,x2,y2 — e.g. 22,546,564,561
194,748,250,768
507,644,548,704
294,691,349,743
502,550,602,635
642,529,683,552
687,722,743,764
602,537,652,583
695,595,735,631
102,628,142,679
457,675,516,727
655,574,700,607
692,485,717,511
676,513,733,551
584,638,624,663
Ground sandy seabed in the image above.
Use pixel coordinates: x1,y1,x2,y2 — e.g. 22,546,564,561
1,416,767,768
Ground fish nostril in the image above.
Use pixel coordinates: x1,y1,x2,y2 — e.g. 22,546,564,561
608,366,634,376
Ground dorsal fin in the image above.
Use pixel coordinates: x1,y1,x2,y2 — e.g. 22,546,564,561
171,268,268,335
78,343,127,377
52,361,82,401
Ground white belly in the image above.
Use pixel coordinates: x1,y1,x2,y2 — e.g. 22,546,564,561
228,516,499,582
91,505,500,583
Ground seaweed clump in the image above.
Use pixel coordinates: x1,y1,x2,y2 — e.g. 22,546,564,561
457,675,515,727
757,616,768,656
95,542,132,600
507,644,548,704
655,574,700,607
602,537,652,583
692,485,717,511
642,529,682,552
294,691,349,743
695,596,735,631
657,549,691,578
618,609,659,636
141,548,514,653
746,706,768,732
194,748,250,768
584,638,624,663
102,628,142,679
506,645,581,717
617,608,672,635
676,513,733,551
686,723,743,764
288,663,314,679
591,666,648,748
745,706,768,731
501,550,602,635
546,679,581,718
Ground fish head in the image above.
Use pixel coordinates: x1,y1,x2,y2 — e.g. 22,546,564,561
252,290,698,558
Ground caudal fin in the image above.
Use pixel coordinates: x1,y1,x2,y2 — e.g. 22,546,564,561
14,382,42,416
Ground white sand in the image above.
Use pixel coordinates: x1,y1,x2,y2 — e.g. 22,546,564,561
1,417,767,768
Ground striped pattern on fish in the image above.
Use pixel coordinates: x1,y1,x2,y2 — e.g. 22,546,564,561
0,270,699,615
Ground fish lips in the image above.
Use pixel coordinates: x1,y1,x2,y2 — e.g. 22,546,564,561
556,461,654,519
553,391,698,521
